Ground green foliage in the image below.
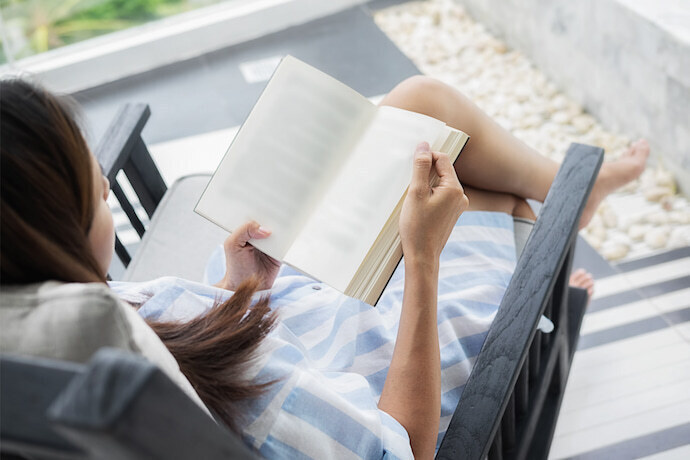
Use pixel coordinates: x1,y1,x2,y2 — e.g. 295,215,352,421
0,0,221,63
65,0,185,23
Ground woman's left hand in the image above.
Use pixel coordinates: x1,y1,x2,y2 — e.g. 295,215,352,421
214,221,281,291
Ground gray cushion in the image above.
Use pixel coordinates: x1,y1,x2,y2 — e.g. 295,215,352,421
514,217,535,259
124,174,227,282
0,281,209,414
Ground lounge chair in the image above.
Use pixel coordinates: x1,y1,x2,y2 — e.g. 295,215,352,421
0,104,601,459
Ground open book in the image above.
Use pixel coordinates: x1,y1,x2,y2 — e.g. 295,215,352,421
195,56,468,305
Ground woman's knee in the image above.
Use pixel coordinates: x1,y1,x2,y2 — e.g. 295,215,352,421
380,75,451,116
394,75,446,96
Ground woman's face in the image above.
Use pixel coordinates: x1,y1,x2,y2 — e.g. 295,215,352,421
87,154,115,277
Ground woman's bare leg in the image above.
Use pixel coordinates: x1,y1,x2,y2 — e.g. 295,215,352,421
466,186,595,296
380,76,649,227
463,186,536,220
383,76,558,202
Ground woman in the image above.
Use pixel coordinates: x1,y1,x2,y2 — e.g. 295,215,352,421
0,77,645,459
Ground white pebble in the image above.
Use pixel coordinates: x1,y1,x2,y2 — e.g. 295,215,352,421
551,112,570,124
602,208,618,228
645,186,674,202
645,212,670,225
602,242,629,260
549,94,569,112
669,211,690,225
588,223,607,241
609,232,632,246
668,227,690,248
644,227,670,249
628,224,650,242
572,114,594,132
584,234,604,250
654,168,676,189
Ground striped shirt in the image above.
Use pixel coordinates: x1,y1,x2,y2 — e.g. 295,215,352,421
111,211,517,459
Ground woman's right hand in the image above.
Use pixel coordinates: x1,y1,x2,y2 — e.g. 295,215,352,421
399,142,469,264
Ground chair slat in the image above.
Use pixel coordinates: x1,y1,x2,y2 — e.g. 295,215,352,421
112,181,146,238
114,235,132,266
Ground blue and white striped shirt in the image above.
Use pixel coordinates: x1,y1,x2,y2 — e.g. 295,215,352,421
111,211,518,459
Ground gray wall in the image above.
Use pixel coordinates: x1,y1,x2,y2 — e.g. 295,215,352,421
453,0,690,192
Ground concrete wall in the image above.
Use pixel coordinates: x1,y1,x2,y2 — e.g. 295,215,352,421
453,0,690,192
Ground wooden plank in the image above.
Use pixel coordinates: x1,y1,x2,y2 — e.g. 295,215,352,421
122,139,167,218
501,394,517,453
112,181,146,238
94,104,150,181
526,287,589,460
436,143,603,459
114,235,131,267
514,325,565,459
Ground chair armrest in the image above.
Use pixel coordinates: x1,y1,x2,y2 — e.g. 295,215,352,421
436,143,604,459
95,104,149,181
93,104,167,267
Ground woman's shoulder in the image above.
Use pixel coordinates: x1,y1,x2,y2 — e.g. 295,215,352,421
0,280,146,362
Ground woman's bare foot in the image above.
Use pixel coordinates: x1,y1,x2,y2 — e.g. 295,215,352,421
570,268,594,299
580,139,650,229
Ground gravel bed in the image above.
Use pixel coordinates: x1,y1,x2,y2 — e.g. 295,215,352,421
374,0,690,262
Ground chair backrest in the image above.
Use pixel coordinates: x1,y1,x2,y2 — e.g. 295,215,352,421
93,103,166,268
1,349,260,460
1,355,87,459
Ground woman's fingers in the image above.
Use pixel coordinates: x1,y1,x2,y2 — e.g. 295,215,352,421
410,142,433,196
431,151,467,211
431,151,461,187
227,221,271,249
218,221,280,291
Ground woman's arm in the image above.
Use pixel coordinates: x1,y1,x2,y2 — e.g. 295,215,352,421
378,143,468,459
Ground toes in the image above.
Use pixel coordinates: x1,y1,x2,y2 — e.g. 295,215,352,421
570,269,595,292
630,139,650,157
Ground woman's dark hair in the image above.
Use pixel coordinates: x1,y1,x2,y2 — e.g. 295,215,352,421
1,78,103,283
149,277,276,433
0,78,276,433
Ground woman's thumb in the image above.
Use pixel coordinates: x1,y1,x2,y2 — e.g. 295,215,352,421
229,221,270,248
411,142,432,192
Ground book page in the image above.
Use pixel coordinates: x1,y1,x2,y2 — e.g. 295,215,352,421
195,56,375,260
285,106,446,291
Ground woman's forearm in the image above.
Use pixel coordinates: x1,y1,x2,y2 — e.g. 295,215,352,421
378,257,441,460
384,143,466,458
